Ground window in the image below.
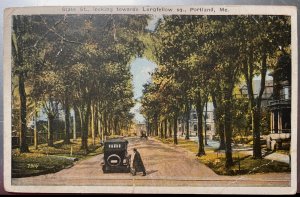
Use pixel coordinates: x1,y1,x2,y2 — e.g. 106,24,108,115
280,86,291,100
206,124,211,131
194,124,197,131
108,144,121,149
284,86,290,100
193,113,197,120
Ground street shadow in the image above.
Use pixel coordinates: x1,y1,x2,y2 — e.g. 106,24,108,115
146,169,158,175
53,141,74,148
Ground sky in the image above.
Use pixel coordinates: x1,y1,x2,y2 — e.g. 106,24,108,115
128,15,161,124
130,58,157,123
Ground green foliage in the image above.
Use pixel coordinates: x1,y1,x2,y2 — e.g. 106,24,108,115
198,152,290,176
12,138,103,178
233,135,253,145
29,139,103,157
231,97,251,137
12,15,150,150
141,15,291,165
12,153,74,178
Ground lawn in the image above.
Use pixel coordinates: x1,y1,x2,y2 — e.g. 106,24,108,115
12,138,103,178
155,137,290,176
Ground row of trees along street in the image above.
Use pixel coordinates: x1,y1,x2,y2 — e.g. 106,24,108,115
12,15,150,153
12,14,291,169
140,15,291,168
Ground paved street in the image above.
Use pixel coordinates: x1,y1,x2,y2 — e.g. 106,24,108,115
12,137,290,187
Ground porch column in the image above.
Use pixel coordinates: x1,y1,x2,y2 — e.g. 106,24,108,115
270,112,273,133
274,110,278,133
278,111,282,133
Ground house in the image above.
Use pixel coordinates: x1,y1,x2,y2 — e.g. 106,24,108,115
238,79,273,106
178,102,215,140
266,54,291,151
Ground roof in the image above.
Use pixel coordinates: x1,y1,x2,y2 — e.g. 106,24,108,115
104,138,128,143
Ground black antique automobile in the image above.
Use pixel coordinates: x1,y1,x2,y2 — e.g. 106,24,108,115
101,138,131,173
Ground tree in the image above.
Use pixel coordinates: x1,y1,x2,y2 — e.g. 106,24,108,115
12,15,47,152
238,16,291,158
12,14,150,153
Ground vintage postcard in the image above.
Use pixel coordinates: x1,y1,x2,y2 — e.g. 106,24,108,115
3,5,297,194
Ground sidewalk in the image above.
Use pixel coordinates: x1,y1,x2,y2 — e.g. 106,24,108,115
264,153,290,164
186,136,290,164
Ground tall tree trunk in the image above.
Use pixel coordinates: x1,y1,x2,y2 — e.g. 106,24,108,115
212,92,225,150
88,113,92,137
204,102,208,145
147,119,153,136
97,102,102,140
160,121,163,139
243,48,267,159
173,115,178,145
103,111,108,136
113,117,118,136
185,102,190,140
91,105,95,145
196,100,205,156
100,112,105,142
73,110,76,141
224,100,233,168
97,113,102,142
154,115,158,136
108,115,112,135
218,122,225,150
181,119,185,137
33,101,38,150
95,105,98,137
99,119,103,142
164,120,167,139
14,16,29,153
79,107,84,140
252,108,262,159
74,106,81,139
149,122,154,136
168,119,172,137
48,114,54,147
81,97,91,153
19,73,29,152
64,93,71,144
146,119,150,137
252,50,267,159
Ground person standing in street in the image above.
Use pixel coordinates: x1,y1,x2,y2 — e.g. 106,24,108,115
131,148,146,176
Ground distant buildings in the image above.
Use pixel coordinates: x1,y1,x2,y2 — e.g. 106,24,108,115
178,102,215,140
177,74,291,145
134,121,147,136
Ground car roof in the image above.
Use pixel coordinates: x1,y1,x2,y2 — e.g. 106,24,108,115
104,138,128,143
